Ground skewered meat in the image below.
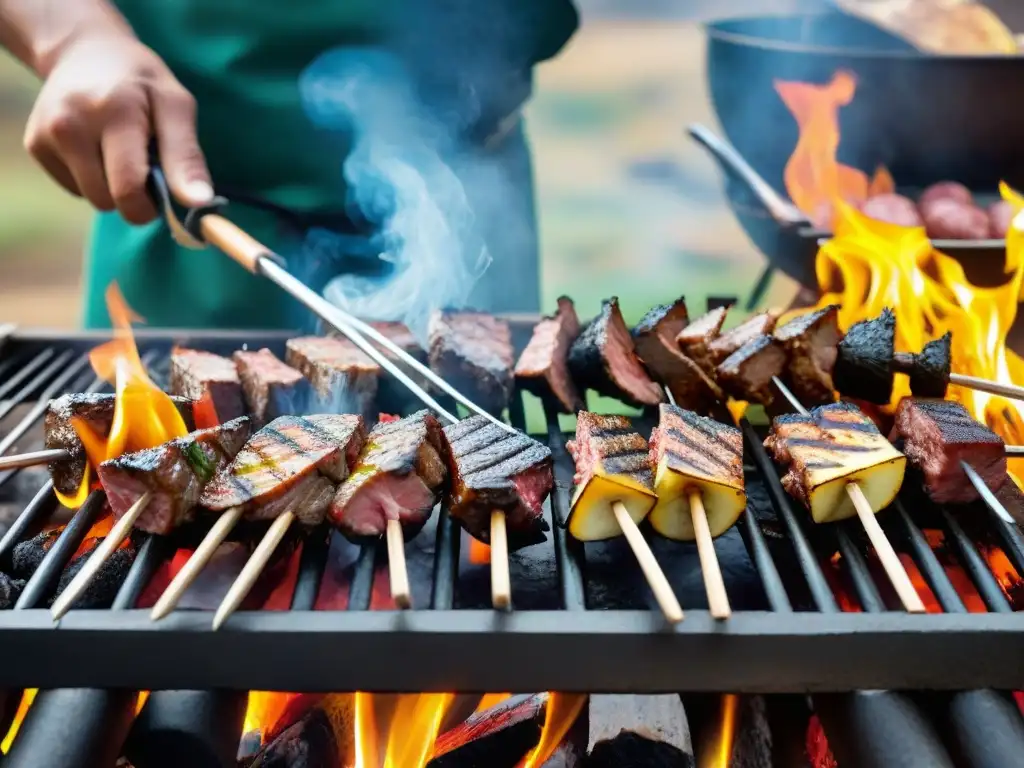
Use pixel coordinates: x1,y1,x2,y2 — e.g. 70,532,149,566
170,348,247,423
708,310,779,365
365,321,433,396
568,297,664,407
429,309,515,415
716,335,786,405
676,306,728,374
774,304,841,406
202,414,366,528
98,417,252,535
922,199,990,240
832,308,896,404
330,410,449,540
44,393,195,497
233,349,310,428
989,200,1014,239
566,411,655,540
444,415,553,550
633,297,690,345
648,404,745,540
515,296,585,413
860,194,923,228
919,182,973,209
367,321,424,360
891,398,1006,504
286,336,380,421
764,402,905,523
893,333,952,399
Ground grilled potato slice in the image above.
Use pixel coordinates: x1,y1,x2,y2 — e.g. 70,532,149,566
569,475,656,541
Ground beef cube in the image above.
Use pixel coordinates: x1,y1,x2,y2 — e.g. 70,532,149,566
169,348,247,423
444,415,553,551
515,296,585,413
568,298,664,407
361,321,433,400
676,306,728,374
716,335,786,405
286,336,380,422
428,309,515,415
774,304,841,406
708,310,780,366
833,308,896,404
633,298,690,345
892,397,1006,504
234,348,310,428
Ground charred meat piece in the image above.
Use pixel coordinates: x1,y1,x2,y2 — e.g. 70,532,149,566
773,305,841,406
568,297,664,407
833,308,896,404
286,336,380,421
676,306,728,374
649,404,745,540
234,349,310,428
330,410,448,540
566,412,655,541
444,415,553,550
98,417,252,535
202,414,366,528
716,335,786,405
764,402,905,523
893,333,952,399
428,310,515,415
891,397,1006,504
633,297,690,345
515,296,585,413
170,348,247,423
708,310,779,366
45,393,195,497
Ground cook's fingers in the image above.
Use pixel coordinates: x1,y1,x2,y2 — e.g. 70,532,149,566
151,85,212,206
25,140,81,200
101,114,157,224
35,112,114,211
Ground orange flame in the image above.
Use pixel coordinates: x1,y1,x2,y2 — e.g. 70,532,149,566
520,693,588,768
353,693,455,768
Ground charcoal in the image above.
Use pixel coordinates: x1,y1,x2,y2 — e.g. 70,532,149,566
50,536,137,609
833,308,896,404
0,572,25,609
429,694,547,768
12,529,61,580
585,734,692,767
249,709,338,768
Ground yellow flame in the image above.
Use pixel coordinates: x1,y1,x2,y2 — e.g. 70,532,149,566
353,693,454,768
521,693,588,768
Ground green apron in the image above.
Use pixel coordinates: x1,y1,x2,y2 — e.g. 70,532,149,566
84,0,577,329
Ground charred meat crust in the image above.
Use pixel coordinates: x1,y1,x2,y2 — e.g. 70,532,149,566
233,348,309,428
716,335,786,405
708,310,779,366
285,337,380,422
515,296,585,413
428,310,515,416
633,297,689,342
774,304,841,407
894,333,952,399
676,306,728,374
169,348,247,423
833,308,896,404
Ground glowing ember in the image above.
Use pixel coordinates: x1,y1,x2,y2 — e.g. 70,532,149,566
520,693,588,768
467,533,491,565
475,693,513,713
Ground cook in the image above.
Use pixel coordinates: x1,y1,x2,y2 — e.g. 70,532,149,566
0,0,578,329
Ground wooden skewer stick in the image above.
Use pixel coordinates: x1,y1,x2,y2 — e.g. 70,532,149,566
150,507,244,620
51,491,152,620
1004,445,1024,457
611,501,684,624
212,511,296,630
490,511,511,610
0,448,71,472
386,519,412,610
949,372,1024,404
687,490,731,620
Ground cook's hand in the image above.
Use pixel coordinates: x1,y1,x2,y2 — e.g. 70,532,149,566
24,33,212,224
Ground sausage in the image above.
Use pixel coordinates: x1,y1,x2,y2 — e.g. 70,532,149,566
919,181,974,210
860,193,923,228
988,200,1014,239
921,199,990,240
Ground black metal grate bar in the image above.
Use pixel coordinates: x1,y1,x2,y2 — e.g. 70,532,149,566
291,526,330,611
114,535,169,611
347,545,377,611
0,482,58,567
0,351,79,424
430,507,460,611
891,502,966,613
0,349,56,402
939,509,1012,613
737,508,792,613
835,529,886,612
542,405,587,612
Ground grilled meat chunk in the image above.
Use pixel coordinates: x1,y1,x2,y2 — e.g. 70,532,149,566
764,402,905,523
429,309,515,415
444,415,553,550
234,349,310,428
202,414,366,528
648,404,745,540
774,305,841,406
893,333,952,399
286,336,380,421
676,306,728,374
170,348,247,423
708,310,780,366
330,410,448,540
892,397,1006,504
716,335,786,405
365,321,433,399
45,393,195,497
633,297,690,345
566,412,656,540
568,297,664,407
515,296,585,413
833,308,896,404
98,417,252,535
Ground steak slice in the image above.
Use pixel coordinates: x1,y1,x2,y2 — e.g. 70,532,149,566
201,414,366,528
98,417,252,535
444,415,553,550
891,397,1006,504
330,410,449,540
568,297,664,407
169,348,247,423
565,411,655,540
893,333,952,399
676,307,728,374
774,304,841,407
708,310,780,366
234,348,310,428
362,321,432,396
833,308,896,405
633,298,690,345
716,335,786,405
45,393,195,497
515,296,585,414
428,309,515,415
285,336,380,422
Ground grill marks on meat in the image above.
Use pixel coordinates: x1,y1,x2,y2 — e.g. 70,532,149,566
565,412,655,540
330,410,448,540
515,296,585,413
708,310,779,366
202,414,366,528
716,335,786,405
676,306,728,374
429,310,515,415
892,398,1006,504
444,415,553,550
568,297,664,407
170,348,246,423
833,308,896,404
286,337,380,422
98,417,252,535
773,305,841,406
234,348,309,428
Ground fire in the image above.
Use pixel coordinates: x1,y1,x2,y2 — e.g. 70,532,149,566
353,693,454,768
520,693,588,768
